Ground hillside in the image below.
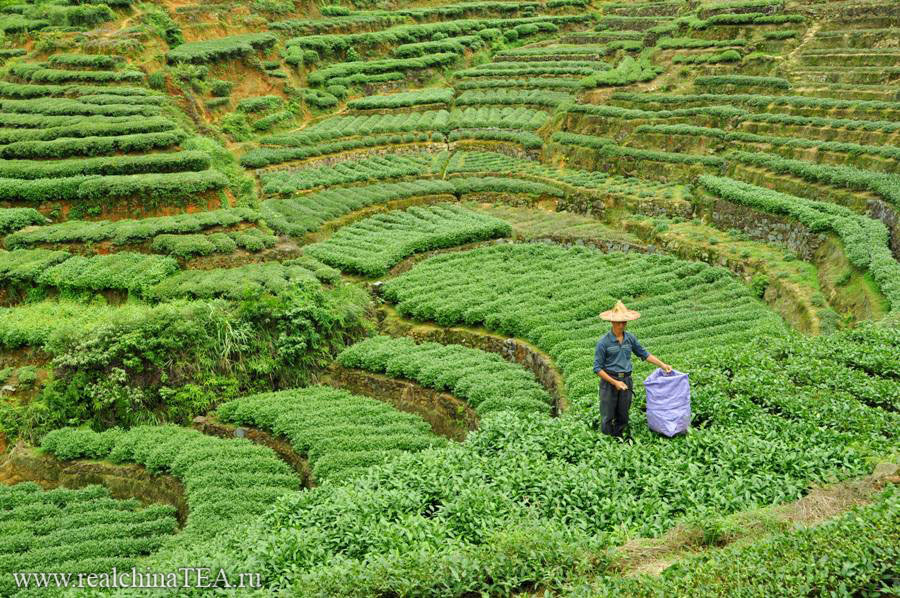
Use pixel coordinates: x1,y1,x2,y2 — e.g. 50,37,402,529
0,0,897,596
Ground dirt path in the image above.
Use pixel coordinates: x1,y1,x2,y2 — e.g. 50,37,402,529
608,462,899,577
785,21,822,66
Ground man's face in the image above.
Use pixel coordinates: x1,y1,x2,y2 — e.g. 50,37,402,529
612,321,626,335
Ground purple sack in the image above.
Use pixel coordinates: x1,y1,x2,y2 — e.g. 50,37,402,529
643,368,691,437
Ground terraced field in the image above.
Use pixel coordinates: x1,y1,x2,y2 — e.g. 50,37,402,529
0,0,897,596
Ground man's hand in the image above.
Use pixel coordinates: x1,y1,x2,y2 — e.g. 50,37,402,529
614,380,629,391
647,354,672,374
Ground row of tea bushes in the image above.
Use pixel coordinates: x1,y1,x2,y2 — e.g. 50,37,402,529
166,33,277,64
39,425,298,541
216,386,446,483
699,176,900,314
0,483,178,597
4,207,257,248
338,335,552,416
260,176,561,237
0,249,337,300
304,203,512,276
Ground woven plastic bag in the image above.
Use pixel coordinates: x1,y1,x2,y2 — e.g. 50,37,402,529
643,368,691,437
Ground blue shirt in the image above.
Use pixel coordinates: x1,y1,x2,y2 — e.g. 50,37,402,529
593,331,649,374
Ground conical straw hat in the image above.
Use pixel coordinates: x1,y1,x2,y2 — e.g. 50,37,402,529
599,300,640,322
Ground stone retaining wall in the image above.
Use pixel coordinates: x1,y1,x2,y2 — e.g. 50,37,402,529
322,366,478,441
376,306,567,415
192,416,312,487
0,443,188,525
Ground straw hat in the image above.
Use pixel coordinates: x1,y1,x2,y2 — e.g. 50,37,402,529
599,300,641,322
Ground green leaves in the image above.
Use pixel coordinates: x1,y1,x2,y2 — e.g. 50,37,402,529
338,335,552,416
166,33,278,64
0,482,177,596
217,386,444,483
40,425,297,541
305,204,512,277
699,176,900,314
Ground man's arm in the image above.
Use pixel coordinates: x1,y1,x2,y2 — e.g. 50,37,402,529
647,354,672,373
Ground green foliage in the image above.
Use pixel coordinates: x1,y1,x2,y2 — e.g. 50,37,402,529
0,151,211,181
241,131,439,168
338,335,551,416
40,426,297,541
0,114,177,144
730,150,900,208
0,130,186,160
150,227,276,258
46,54,123,69
191,242,898,595
10,62,144,84
0,81,156,99
259,107,546,151
183,136,257,207
282,15,589,58
448,128,544,149
347,89,454,110
147,70,166,90
582,54,662,87
657,37,747,49
138,1,183,47
456,77,584,91
1,280,367,436
320,5,351,17
694,75,790,89
699,176,900,313
592,488,898,597
236,95,282,113
0,482,177,597
260,153,437,194
251,0,296,14
0,169,228,204
299,88,338,109
209,79,233,97
458,59,609,78
673,50,741,64
36,252,179,294
631,123,900,162
763,29,798,40
166,33,277,64
552,132,726,167
219,112,253,142
455,88,573,108
143,261,328,301
0,208,47,234
252,109,296,131
305,203,511,276
260,175,562,237
306,52,458,87
217,386,444,483
5,207,256,249
392,35,483,58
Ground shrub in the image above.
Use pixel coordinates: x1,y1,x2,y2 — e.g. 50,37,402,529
147,71,166,90
0,208,48,234
236,95,283,113
220,112,254,142
209,79,233,97
166,33,278,64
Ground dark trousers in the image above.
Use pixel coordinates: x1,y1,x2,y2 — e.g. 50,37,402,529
599,372,632,437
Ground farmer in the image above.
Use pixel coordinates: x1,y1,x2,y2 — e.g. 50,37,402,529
593,301,672,437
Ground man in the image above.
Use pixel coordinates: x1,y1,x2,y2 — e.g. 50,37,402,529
593,300,671,437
